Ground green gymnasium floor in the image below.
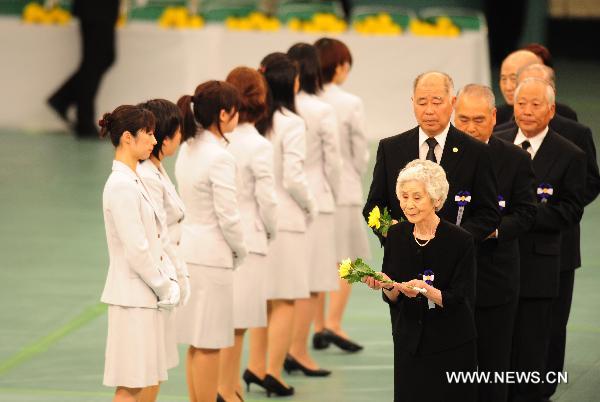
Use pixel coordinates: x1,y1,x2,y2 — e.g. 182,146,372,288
1,59,599,401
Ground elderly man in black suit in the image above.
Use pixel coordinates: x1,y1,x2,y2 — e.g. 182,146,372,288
454,84,537,402
363,71,500,243
496,50,542,125
494,65,600,400
495,78,586,402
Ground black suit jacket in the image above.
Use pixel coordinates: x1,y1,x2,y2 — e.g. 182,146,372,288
382,220,477,355
494,114,600,271
363,125,500,244
495,128,586,298
477,137,537,306
496,102,578,126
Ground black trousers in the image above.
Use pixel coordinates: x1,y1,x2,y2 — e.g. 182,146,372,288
49,18,116,130
509,297,553,402
475,297,518,402
394,339,477,402
542,270,575,397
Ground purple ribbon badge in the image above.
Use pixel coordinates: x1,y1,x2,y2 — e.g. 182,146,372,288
498,195,506,211
537,183,553,203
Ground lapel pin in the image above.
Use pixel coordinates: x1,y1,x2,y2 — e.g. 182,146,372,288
452,147,458,153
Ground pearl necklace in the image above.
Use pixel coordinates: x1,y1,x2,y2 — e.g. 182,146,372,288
413,221,439,247
414,235,432,247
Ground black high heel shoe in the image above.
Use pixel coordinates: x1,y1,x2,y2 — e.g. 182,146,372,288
322,329,363,353
242,368,265,391
263,374,295,397
283,354,331,377
312,330,331,350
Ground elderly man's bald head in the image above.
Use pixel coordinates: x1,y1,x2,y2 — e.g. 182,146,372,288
413,71,454,96
517,63,556,89
412,71,456,136
500,50,542,105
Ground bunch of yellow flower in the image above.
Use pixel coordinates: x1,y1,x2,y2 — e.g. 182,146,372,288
158,6,204,29
22,2,71,25
409,16,460,37
353,13,402,36
338,258,392,285
287,13,346,33
367,206,394,236
225,12,280,31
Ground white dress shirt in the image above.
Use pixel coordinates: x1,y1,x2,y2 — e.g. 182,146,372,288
418,124,450,163
269,108,318,232
296,91,342,214
175,130,247,269
514,126,549,159
101,160,175,308
226,123,278,255
320,83,370,206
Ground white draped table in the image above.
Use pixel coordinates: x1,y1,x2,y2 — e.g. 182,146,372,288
0,17,490,140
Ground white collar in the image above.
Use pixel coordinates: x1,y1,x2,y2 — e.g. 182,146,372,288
199,129,228,147
112,160,138,180
418,124,450,149
515,126,549,155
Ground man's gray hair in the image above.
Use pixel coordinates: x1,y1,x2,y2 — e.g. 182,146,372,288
517,63,556,89
396,160,449,211
456,84,496,110
413,71,454,96
514,77,556,105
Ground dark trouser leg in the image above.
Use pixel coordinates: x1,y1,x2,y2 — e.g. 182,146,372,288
75,20,116,133
542,270,575,398
476,298,518,402
509,298,553,402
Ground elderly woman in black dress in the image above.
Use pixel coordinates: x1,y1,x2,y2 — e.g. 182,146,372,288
365,159,477,402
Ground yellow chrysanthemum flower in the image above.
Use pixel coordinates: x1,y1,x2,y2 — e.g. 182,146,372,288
368,206,381,229
338,258,352,278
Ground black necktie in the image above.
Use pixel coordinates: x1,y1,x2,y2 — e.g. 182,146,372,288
425,137,438,163
521,140,532,158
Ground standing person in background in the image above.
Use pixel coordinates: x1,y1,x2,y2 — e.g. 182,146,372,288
454,84,537,402
246,52,318,398
175,81,247,402
285,43,342,377
100,105,181,402
48,0,119,138
136,99,191,402
218,67,278,402
313,37,370,353
496,50,541,125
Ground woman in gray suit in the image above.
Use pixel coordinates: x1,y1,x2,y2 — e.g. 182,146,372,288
218,66,278,402
136,99,191,402
175,81,247,402
100,105,181,402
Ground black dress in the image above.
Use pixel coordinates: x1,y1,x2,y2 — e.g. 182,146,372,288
382,220,477,402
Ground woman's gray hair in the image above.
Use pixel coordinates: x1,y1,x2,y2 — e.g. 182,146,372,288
396,159,449,211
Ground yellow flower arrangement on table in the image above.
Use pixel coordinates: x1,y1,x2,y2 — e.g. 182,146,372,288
287,13,347,33
409,16,460,37
158,6,204,29
22,2,71,25
353,13,402,36
225,12,280,32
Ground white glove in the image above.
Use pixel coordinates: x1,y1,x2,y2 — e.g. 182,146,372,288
158,280,180,310
179,274,191,306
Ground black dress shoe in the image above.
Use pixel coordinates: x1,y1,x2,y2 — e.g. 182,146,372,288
312,331,331,350
263,374,295,397
217,394,225,402
242,368,265,391
283,354,331,377
47,97,70,124
75,123,100,139
322,329,363,352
